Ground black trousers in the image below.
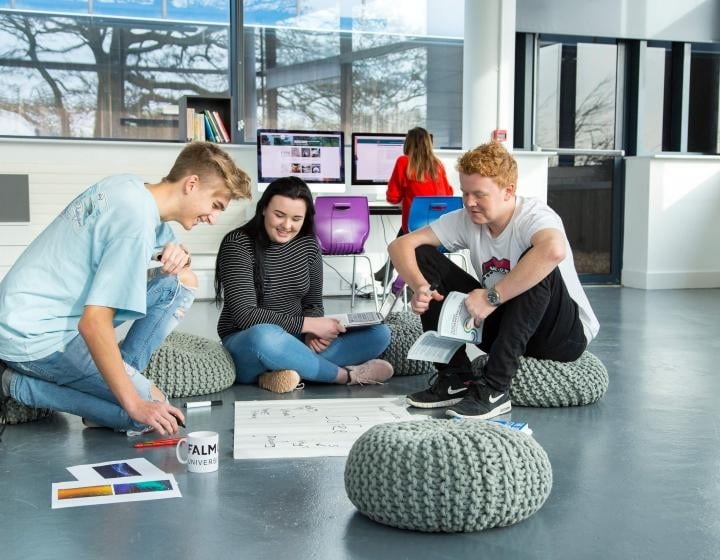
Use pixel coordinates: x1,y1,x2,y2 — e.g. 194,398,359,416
415,245,587,391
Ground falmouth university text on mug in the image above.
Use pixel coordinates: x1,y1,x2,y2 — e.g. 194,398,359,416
176,431,219,473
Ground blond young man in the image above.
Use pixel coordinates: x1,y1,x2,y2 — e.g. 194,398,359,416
389,141,599,419
0,142,251,436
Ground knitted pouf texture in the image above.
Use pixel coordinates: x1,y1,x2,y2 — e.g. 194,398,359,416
345,419,552,532
143,332,236,398
1,399,54,425
471,351,609,407
379,311,436,376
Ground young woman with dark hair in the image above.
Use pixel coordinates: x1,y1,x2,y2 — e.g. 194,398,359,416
215,177,393,393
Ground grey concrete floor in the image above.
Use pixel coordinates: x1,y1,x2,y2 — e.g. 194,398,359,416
1,287,719,560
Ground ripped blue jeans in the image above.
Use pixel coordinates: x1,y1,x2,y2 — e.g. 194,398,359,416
4,269,195,431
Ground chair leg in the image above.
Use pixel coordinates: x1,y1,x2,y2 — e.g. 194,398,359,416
351,256,357,309
382,259,391,293
381,256,394,304
357,254,379,312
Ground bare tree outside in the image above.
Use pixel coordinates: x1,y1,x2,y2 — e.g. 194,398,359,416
252,25,450,138
352,33,427,133
573,75,615,163
0,4,463,145
0,12,229,139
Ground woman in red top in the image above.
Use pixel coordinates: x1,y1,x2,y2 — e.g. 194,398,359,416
375,127,454,283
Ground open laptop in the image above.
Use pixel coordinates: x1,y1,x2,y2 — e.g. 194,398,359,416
327,292,402,328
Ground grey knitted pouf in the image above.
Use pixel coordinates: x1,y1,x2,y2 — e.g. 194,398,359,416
471,351,608,407
143,332,236,398
345,419,552,532
379,312,436,376
1,399,54,425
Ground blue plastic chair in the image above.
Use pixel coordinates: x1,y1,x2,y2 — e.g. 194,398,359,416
408,196,469,271
407,196,464,233
382,196,468,308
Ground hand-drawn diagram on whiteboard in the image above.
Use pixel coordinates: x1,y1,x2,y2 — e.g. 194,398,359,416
233,397,420,459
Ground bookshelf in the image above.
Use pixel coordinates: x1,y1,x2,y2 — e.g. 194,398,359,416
179,95,233,143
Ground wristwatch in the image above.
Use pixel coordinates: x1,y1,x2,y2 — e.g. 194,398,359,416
486,286,502,307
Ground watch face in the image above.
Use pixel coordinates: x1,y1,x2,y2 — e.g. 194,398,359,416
487,288,501,306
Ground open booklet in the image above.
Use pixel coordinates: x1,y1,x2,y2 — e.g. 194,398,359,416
407,291,483,363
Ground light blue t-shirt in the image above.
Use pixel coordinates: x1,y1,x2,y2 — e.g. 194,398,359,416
0,174,176,362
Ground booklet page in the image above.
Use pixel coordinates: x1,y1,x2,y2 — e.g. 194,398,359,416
407,331,466,363
437,291,483,343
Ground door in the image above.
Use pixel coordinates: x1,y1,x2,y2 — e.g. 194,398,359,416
535,37,624,283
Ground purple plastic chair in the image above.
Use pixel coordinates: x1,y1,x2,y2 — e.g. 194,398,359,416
315,196,379,311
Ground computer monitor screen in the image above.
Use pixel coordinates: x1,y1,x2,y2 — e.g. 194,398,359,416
351,132,406,185
257,129,345,192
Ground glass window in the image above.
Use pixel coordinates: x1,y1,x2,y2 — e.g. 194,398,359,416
574,43,617,150
688,43,720,154
535,37,621,279
641,43,669,154
243,0,464,147
536,38,618,152
0,1,463,144
536,42,562,149
0,1,229,140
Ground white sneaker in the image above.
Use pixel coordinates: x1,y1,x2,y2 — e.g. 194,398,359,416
347,359,394,385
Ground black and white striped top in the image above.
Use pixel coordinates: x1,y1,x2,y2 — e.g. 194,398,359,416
216,229,324,340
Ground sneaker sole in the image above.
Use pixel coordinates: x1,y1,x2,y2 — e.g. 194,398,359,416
445,401,512,420
406,396,465,409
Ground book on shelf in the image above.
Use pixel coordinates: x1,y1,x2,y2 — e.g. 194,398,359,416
206,111,226,143
212,110,231,142
193,112,206,141
203,112,217,142
179,95,232,143
406,291,483,363
184,108,194,142
182,107,228,143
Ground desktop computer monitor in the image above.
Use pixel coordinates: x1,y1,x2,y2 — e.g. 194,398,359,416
351,132,406,185
257,129,345,193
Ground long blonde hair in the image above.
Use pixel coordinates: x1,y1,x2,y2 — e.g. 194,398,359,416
404,127,439,182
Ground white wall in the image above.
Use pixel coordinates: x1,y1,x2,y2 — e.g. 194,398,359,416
517,0,720,43
623,155,720,289
0,139,256,300
0,138,550,299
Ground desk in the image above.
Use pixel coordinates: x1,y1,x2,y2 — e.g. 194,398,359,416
369,201,401,215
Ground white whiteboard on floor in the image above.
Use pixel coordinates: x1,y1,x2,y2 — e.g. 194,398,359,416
233,397,418,459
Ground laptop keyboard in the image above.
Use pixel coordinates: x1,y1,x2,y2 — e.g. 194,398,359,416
346,311,383,323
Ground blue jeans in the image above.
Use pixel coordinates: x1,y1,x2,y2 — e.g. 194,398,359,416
4,270,195,431
223,323,391,384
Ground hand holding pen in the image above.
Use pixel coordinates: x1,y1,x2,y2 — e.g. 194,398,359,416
411,283,442,315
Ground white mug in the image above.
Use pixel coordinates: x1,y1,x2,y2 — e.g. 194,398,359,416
176,431,219,473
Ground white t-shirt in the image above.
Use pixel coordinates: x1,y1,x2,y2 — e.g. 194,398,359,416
431,196,599,344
